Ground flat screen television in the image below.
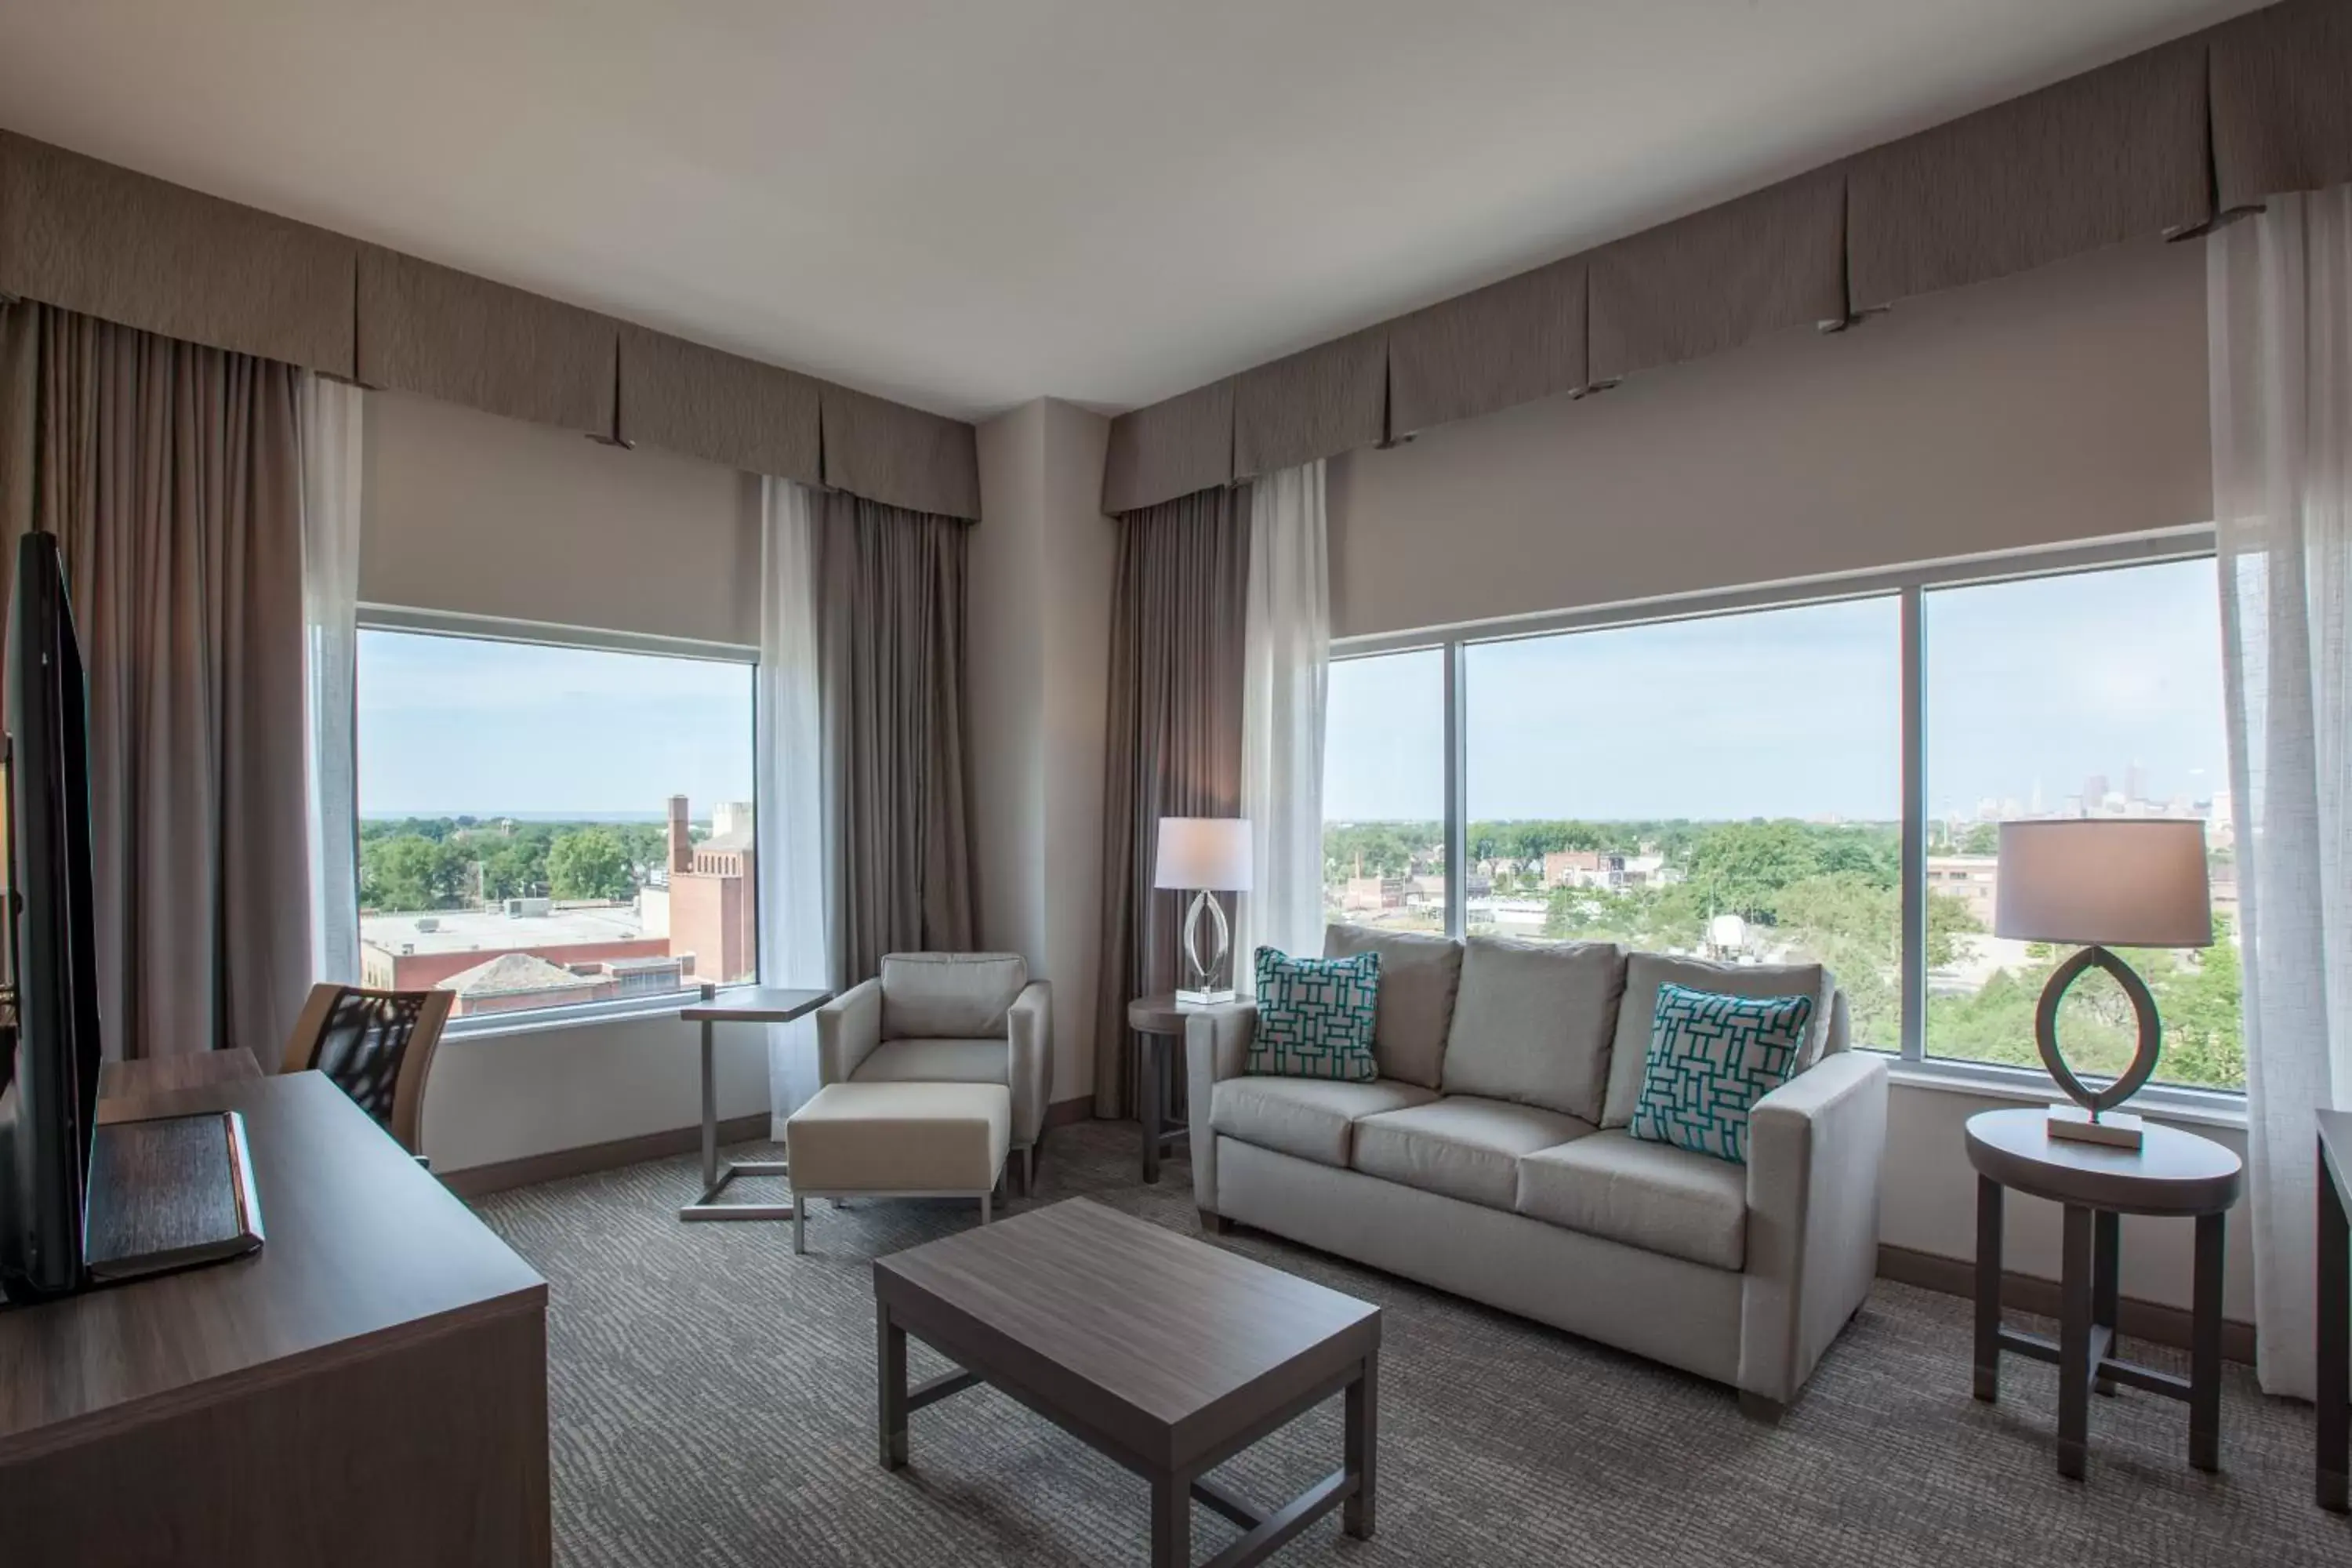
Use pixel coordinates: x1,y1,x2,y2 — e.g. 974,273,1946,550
0,530,104,1304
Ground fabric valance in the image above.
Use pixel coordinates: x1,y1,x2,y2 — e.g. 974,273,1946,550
0,131,354,376
1233,327,1386,481
358,248,616,437
1844,40,2209,310
618,324,822,486
2210,0,2352,214
1102,377,1234,514
1388,256,1585,438
1590,168,1845,383
820,383,982,521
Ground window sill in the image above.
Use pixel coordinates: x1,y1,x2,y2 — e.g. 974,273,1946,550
1876,1052,2249,1131
439,985,766,1044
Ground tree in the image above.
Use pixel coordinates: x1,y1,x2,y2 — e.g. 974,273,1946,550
546,828,635,901
361,834,459,912
1958,822,2000,856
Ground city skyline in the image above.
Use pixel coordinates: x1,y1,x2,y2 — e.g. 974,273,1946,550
1325,558,2228,825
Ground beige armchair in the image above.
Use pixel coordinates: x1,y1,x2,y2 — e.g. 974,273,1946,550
815,953,1052,1193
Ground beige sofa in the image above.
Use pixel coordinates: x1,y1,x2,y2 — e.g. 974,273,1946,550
1186,927,1887,1417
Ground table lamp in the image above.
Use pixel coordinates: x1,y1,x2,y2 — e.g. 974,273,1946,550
1994,819,2212,1149
1154,817,1253,1006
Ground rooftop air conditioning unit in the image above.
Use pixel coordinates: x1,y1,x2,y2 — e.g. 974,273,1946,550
415,916,439,933
504,897,554,919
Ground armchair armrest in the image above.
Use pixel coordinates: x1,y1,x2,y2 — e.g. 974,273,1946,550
1738,1049,1889,1409
1005,980,1052,1147
815,978,884,1085
1184,1002,1258,1218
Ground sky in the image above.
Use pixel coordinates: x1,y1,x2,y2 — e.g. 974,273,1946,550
357,630,754,818
1324,557,2230,824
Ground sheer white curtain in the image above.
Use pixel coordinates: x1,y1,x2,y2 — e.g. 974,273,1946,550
299,373,364,985
759,476,832,1136
2209,185,2352,1399
1236,460,1330,984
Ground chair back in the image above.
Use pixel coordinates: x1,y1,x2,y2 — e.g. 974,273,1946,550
282,983,454,1153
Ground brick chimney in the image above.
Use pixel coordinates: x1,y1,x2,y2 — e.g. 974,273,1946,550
667,795,692,876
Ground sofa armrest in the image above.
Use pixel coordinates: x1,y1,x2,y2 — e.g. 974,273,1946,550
815,978,884,1085
1005,980,1053,1147
1184,1002,1257,1218
1737,1050,1888,1408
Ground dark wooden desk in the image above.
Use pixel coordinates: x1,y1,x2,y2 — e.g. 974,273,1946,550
676,985,833,1221
874,1198,1378,1567
2319,1109,2350,1512
94,1044,262,1123
0,1067,550,1566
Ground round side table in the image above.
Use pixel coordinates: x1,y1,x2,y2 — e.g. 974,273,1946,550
1126,993,1193,1185
1965,1107,2243,1479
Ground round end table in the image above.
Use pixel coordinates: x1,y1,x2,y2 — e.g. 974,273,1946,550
1126,993,1194,1185
1964,1106,2243,1480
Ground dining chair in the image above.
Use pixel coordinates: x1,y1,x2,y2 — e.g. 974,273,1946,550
281,983,455,1157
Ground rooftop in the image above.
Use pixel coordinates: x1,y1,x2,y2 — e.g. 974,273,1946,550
437,952,607,998
361,903,647,956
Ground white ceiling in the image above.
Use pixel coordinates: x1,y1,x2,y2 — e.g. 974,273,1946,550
0,1,2269,420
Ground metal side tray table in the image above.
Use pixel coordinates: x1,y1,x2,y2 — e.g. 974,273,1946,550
675,985,832,1221
1966,1106,2242,1480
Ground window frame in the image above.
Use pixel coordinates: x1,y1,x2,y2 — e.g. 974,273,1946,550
1327,524,2246,1112
353,605,764,1038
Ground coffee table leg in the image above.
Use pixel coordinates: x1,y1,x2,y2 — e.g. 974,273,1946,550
2190,1210,2223,1472
2057,1203,2092,1479
877,1301,908,1470
1345,1351,1378,1539
2092,1209,2120,1396
1149,1469,1191,1568
1973,1175,2002,1402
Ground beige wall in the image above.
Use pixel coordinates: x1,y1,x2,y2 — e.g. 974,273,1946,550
361,388,761,644
1328,237,2210,640
971,398,1117,1109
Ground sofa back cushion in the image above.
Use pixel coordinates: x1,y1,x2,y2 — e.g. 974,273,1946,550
1602,953,1835,1127
879,952,1028,1039
1322,924,1462,1088
1439,936,1626,1122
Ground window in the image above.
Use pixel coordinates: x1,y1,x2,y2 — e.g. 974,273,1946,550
1922,559,2240,1089
1323,540,2244,1098
355,626,757,1022
1322,648,1446,935
1463,597,1904,1045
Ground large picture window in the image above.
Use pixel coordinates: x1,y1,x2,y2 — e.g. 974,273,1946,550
1325,543,2245,1096
355,626,757,1022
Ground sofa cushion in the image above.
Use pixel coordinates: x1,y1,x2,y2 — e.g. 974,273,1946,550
1352,1095,1598,1211
848,1038,1007,1085
1630,984,1813,1164
878,953,1027,1038
1515,1129,1750,1270
1602,953,1836,1127
1250,948,1380,1081
1439,936,1626,1122
1210,1076,1438,1169
1323,924,1461,1089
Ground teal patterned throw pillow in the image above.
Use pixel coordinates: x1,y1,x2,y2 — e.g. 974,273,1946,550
1630,982,1814,1164
1248,947,1380,1081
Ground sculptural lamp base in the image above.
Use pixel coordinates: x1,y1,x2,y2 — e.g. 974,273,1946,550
2045,1104,2146,1150
2036,942,2161,1152
1175,888,1234,1007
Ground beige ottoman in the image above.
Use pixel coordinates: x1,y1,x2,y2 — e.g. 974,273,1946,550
785,1082,1011,1254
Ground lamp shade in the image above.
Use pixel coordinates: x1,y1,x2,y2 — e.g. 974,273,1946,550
1154,817,1252,891
1994,819,2212,948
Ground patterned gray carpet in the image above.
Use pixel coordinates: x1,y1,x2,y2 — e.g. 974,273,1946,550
473,1122,2348,1567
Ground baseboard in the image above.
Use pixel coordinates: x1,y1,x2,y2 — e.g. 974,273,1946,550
441,1113,772,1198
1877,1243,2256,1366
1044,1094,1094,1131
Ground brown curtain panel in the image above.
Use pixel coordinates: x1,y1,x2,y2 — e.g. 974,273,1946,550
1093,485,1248,1120
817,490,978,984
0,299,309,1063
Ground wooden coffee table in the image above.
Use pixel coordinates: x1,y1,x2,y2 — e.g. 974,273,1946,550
873,1198,1379,1566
